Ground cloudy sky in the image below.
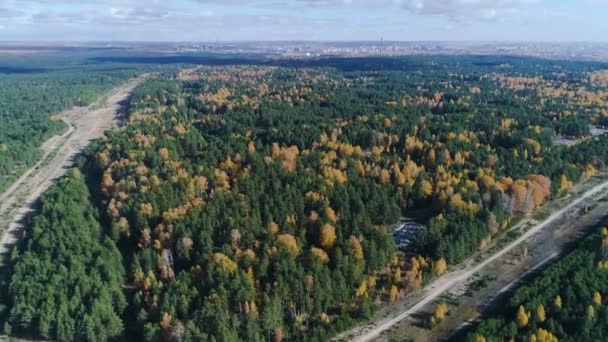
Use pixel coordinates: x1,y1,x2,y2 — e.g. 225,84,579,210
0,0,606,42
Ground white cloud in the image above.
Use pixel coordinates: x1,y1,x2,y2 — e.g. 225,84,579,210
5,0,540,25
1,0,604,42
296,0,537,20
0,6,23,18
397,0,537,20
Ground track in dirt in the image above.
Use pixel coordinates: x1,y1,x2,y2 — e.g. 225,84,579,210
0,76,145,264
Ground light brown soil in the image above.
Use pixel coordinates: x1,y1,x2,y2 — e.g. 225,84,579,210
0,76,146,263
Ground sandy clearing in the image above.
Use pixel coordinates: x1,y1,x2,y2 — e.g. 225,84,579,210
0,76,145,262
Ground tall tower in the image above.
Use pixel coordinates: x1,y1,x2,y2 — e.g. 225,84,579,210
380,36,383,56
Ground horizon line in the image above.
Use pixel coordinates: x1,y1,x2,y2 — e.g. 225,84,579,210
0,40,607,45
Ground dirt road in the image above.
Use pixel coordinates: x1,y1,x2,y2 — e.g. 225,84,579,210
335,177,608,342
0,76,145,262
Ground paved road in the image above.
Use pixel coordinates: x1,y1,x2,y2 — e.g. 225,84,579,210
0,76,145,262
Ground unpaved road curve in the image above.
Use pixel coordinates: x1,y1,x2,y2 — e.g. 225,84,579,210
336,178,608,342
0,76,145,261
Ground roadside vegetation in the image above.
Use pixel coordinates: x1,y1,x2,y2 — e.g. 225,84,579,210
468,226,608,342
3,55,608,341
4,170,125,340
0,55,147,193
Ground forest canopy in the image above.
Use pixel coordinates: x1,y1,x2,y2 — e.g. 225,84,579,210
3,55,608,341
468,227,608,342
0,55,148,193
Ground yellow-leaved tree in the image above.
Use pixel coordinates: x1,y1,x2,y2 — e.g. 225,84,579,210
319,223,337,249
389,285,399,303
559,174,573,193
276,234,300,255
536,304,546,322
594,291,602,305
474,335,487,342
311,247,329,264
160,312,172,331
433,303,449,321
529,328,558,342
433,257,448,277
516,305,529,328
554,295,562,310
325,206,338,223
587,305,596,321
349,236,364,263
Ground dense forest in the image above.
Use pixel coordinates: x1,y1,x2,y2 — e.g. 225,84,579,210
3,55,608,341
5,169,125,340
467,226,608,342
0,55,147,193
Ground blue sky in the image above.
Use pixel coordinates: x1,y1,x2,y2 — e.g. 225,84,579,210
0,0,606,42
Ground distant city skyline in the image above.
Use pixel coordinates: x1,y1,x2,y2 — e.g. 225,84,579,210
0,0,606,42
